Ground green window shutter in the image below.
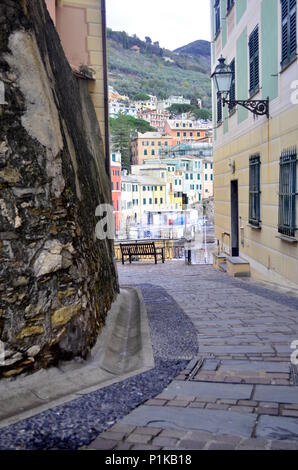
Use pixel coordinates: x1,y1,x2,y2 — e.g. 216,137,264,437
249,154,261,226
290,0,297,56
217,92,222,123
281,0,297,68
278,148,297,237
249,26,259,96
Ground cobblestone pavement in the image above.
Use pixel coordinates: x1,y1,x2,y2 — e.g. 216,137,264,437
86,261,298,450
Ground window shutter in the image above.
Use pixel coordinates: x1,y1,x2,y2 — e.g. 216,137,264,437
281,0,297,67
249,27,259,95
290,0,297,56
254,27,259,91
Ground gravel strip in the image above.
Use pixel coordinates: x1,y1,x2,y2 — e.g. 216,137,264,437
0,284,198,450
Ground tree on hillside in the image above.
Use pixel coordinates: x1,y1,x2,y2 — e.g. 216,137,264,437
192,107,212,120
168,103,193,115
145,37,152,45
133,92,151,101
110,114,156,169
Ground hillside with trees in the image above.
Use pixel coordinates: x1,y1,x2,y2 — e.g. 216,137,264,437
107,29,212,109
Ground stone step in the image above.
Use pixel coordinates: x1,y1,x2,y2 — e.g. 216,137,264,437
226,256,251,278
219,262,227,272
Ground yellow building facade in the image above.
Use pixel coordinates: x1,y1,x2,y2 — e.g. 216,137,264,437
211,0,298,288
46,0,109,170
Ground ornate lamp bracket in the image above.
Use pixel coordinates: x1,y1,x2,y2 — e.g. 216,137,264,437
222,96,269,118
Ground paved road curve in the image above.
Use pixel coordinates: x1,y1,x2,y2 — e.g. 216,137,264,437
87,261,298,450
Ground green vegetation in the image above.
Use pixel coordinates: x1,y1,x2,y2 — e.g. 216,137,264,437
133,92,151,101
168,104,212,120
110,114,156,169
107,29,211,109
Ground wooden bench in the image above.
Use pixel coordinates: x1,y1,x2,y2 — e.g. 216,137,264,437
120,242,165,265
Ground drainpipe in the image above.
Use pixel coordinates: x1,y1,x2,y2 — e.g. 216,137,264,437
101,0,110,178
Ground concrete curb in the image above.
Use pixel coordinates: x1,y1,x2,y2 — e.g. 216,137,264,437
0,288,154,429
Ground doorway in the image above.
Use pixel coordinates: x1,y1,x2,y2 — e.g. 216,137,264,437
231,180,239,257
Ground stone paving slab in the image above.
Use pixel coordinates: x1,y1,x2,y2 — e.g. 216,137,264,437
254,385,298,404
120,405,257,438
199,345,275,354
219,361,290,373
256,415,298,440
163,381,253,400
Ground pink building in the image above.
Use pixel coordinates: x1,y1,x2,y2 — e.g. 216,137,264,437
110,151,121,233
138,109,170,132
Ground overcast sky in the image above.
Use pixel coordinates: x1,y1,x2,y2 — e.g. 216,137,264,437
106,0,211,51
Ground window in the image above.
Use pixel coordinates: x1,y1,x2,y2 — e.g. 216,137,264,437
278,148,297,237
214,0,220,36
160,198,163,204
190,132,193,137
281,0,297,69
143,186,146,191
249,155,261,227
186,174,189,180
229,59,236,113
149,198,152,205
160,186,163,190
144,149,148,156
155,198,158,204
175,179,178,185
197,174,201,180
158,141,161,146
152,150,155,155
116,182,119,190
152,141,155,146
205,174,208,181
249,26,259,96
211,174,213,181
197,132,201,137
112,154,116,162
217,92,222,123
111,182,114,190
143,198,146,205
227,0,234,13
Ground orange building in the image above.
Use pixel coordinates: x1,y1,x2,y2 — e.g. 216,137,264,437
164,119,210,146
131,132,172,165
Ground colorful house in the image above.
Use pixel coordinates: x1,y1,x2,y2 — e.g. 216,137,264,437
110,151,121,233
131,132,172,165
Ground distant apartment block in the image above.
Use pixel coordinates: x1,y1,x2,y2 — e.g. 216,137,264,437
164,119,210,145
138,109,170,132
110,151,121,232
131,132,172,165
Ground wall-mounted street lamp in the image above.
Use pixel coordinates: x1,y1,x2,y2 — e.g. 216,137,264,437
211,56,269,118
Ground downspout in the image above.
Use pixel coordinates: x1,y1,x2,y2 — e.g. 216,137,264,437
101,0,111,178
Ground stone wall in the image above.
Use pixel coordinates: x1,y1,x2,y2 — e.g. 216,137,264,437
0,0,118,378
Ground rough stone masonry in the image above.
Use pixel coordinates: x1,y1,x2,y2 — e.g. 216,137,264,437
0,0,119,378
